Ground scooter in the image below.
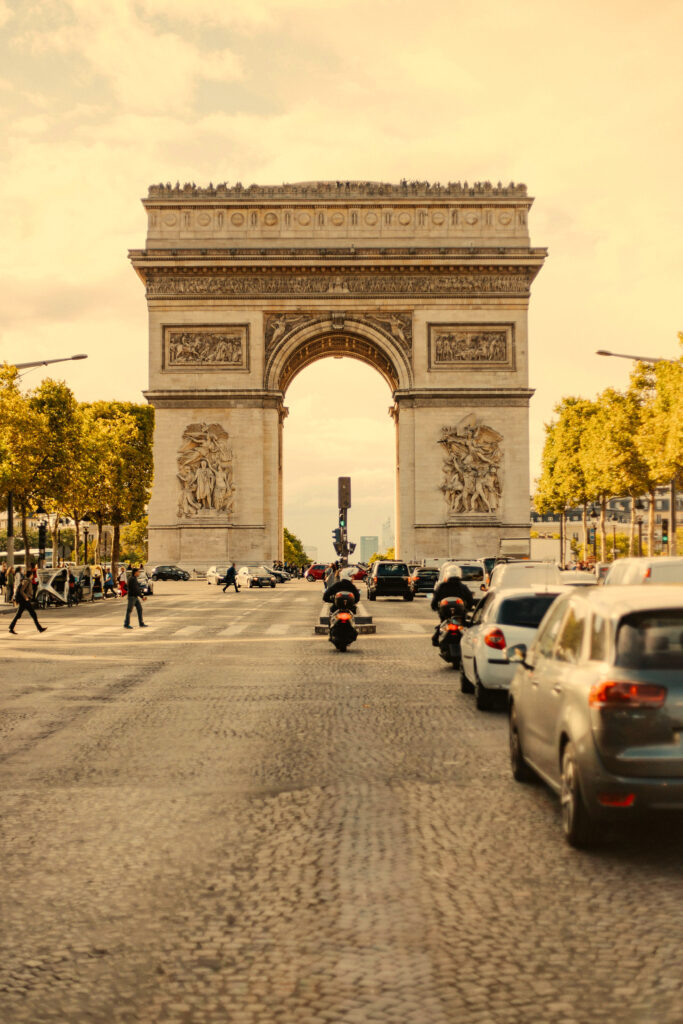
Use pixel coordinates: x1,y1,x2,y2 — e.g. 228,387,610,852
328,589,358,653
432,595,467,669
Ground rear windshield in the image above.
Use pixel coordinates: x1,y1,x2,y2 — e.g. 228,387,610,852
498,594,558,628
457,565,484,581
376,563,408,576
616,610,683,669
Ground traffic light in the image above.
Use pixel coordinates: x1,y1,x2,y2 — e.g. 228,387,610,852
348,542,356,554
662,518,669,545
338,476,351,509
38,522,47,550
339,509,346,528
332,528,342,554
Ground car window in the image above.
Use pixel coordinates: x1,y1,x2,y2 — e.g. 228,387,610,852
470,595,493,625
456,564,484,581
535,599,569,659
589,613,608,661
498,594,559,628
376,563,408,576
616,610,683,669
555,606,586,663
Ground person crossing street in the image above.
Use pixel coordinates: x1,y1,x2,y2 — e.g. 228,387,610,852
221,563,239,593
9,569,47,635
123,567,148,630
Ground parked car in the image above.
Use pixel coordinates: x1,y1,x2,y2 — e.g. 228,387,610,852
207,565,230,586
507,585,683,847
305,563,328,582
409,567,440,596
460,587,565,709
603,557,683,586
150,564,190,581
266,566,291,583
366,560,413,601
237,566,276,589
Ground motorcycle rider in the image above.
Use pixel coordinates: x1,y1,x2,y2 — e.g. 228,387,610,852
323,567,360,606
430,564,474,613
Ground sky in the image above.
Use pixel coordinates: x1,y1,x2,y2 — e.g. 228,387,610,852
1,0,682,560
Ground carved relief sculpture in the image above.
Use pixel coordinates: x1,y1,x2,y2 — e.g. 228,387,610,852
264,311,413,356
165,326,249,369
439,415,503,516
177,422,235,518
429,325,512,367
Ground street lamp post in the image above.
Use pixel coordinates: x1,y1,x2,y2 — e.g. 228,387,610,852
591,509,598,563
637,514,643,557
612,524,617,561
82,517,92,565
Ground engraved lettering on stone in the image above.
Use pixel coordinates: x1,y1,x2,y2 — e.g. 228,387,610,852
177,422,235,519
433,328,507,363
438,415,503,516
168,329,244,366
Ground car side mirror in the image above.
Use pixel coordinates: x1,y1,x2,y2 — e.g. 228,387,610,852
480,583,487,591
506,644,530,668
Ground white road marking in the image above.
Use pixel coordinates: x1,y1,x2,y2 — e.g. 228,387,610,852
219,624,247,636
173,625,203,636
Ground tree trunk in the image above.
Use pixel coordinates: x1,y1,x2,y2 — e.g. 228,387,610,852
20,505,31,569
600,494,607,562
111,523,120,581
648,491,655,557
73,516,80,565
95,517,104,563
582,502,588,563
629,498,636,556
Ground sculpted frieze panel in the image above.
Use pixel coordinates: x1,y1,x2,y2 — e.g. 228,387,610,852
264,311,412,356
439,415,503,517
147,268,534,300
177,422,235,519
164,325,249,370
428,324,514,369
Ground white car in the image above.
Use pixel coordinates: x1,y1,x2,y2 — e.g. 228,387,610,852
206,565,230,585
237,565,276,589
460,586,564,710
487,561,564,591
603,556,683,586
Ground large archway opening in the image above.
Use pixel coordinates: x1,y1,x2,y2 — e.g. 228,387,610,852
282,356,396,565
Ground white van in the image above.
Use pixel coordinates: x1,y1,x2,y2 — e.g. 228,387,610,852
603,557,683,586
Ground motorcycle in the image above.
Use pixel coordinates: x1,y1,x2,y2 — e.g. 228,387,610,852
328,588,359,653
432,595,467,669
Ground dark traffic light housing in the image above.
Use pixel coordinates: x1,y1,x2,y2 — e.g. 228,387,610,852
662,518,669,545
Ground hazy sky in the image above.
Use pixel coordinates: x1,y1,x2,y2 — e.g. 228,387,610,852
2,0,682,559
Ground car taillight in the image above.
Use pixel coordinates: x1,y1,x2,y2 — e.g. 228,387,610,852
643,567,651,579
445,623,462,633
484,628,506,650
337,612,352,621
588,681,667,708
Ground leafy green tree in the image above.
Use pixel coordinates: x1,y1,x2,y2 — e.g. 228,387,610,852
283,527,308,568
120,517,148,564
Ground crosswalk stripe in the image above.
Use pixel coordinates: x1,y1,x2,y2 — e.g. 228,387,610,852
219,624,247,636
265,623,290,635
174,625,203,636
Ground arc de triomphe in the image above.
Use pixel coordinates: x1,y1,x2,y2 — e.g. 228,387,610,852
129,180,546,567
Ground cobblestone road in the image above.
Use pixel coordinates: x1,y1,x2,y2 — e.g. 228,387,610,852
1,580,682,1024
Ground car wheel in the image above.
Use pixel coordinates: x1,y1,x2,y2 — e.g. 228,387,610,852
509,707,534,782
474,664,493,711
249,581,254,588
560,742,596,848
270,581,275,588
367,591,376,601
459,668,474,694
151,574,158,581
403,593,413,601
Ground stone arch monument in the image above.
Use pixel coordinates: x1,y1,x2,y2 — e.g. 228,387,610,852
129,180,546,567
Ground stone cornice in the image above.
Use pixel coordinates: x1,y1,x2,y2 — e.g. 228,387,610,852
396,387,535,408
145,180,529,203
143,389,284,409
130,246,547,265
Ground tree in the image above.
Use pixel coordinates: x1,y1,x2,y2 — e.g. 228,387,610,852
283,527,308,567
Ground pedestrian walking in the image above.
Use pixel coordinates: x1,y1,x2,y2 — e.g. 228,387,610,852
5,565,15,604
221,562,239,593
123,567,147,629
103,570,117,598
9,569,47,635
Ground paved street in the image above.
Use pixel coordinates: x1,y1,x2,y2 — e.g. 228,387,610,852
1,580,682,1024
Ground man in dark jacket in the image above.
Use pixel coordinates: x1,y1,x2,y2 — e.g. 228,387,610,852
430,565,474,613
123,567,147,629
222,563,239,593
323,573,361,606
9,570,47,635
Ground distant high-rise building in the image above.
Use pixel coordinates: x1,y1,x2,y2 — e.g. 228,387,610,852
360,536,379,563
381,516,394,551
